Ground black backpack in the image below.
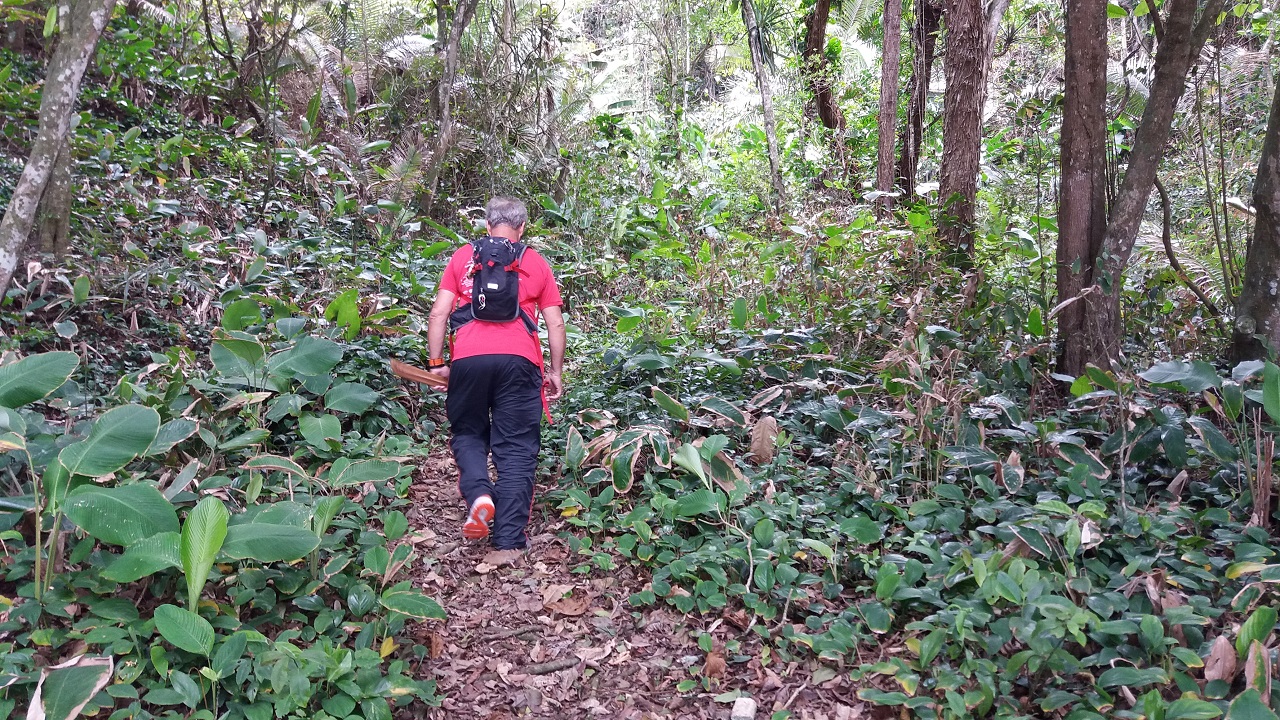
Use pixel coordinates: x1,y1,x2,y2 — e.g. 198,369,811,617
449,236,537,334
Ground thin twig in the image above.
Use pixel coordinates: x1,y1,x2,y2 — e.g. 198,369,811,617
522,657,580,675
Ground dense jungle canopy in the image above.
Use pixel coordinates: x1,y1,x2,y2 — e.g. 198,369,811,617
3,0,1280,718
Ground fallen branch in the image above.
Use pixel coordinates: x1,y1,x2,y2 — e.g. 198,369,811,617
476,624,541,642
522,657,580,675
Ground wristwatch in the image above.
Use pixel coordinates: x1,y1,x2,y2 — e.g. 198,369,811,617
427,357,448,370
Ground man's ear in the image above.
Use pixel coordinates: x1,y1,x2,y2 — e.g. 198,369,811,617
517,222,527,238
485,221,493,234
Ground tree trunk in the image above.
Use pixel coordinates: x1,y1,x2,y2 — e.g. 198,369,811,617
1068,0,1226,365
1229,79,1280,362
35,137,74,257
0,0,117,297
896,0,941,198
741,0,786,211
1055,0,1110,377
417,0,481,216
875,0,904,214
937,0,988,259
802,0,843,131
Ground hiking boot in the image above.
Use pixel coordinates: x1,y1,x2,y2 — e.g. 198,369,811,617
462,495,495,539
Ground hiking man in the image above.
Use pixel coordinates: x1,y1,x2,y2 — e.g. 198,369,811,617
425,197,566,552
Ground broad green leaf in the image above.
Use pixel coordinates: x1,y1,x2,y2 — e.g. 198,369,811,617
651,387,688,421
1025,306,1045,337
211,631,248,679
379,589,447,620
1265,362,1280,426
840,514,884,544
153,604,214,656
673,443,707,482
221,298,262,331
627,353,672,370
147,419,199,456
42,460,74,513
1165,698,1222,720
268,336,344,380
72,275,90,305
1096,666,1168,689
1225,690,1279,720
1106,2,1127,17
210,338,266,382
299,413,342,450
565,425,585,471
30,655,113,720
672,488,724,518
698,397,746,426
0,351,78,408
102,532,181,583
730,297,748,329
312,496,345,536
325,382,380,414
65,484,179,546
798,538,834,562
180,497,228,610
243,454,310,480
221,523,319,562
1236,606,1277,659
326,458,400,488
218,428,270,451
58,405,160,477
1139,360,1222,392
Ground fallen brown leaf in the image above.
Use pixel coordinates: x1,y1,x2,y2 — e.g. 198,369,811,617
428,631,445,659
481,549,524,568
1204,635,1237,683
703,650,726,678
542,583,575,605
546,594,590,616
748,415,778,464
1245,639,1272,701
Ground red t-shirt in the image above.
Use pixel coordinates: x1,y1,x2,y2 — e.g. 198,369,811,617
441,241,563,368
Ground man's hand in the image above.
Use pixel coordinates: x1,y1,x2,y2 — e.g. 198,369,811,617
544,370,563,402
430,365,451,392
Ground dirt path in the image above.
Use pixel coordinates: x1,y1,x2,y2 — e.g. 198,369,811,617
404,450,872,720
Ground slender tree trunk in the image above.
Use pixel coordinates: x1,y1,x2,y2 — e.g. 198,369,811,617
36,137,74,256
1072,0,1226,364
417,0,481,216
741,0,786,211
1055,0,1110,377
802,0,843,131
937,0,987,259
876,0,904,214
0,0,117,297
896,0,941,198
1230,79,1280,362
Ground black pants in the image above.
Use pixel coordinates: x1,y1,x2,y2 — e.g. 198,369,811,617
446,354,542,549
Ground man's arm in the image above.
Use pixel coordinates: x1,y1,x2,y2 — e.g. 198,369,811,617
542,304,567,401
426,288,457,385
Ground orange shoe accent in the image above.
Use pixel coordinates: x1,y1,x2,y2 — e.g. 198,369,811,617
463,496,494,539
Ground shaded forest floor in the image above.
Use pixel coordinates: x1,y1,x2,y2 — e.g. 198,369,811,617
401,450,882,720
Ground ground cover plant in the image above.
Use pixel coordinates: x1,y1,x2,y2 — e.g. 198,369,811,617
2,0,1280,718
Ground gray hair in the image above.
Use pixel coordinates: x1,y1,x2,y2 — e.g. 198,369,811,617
485,196,528,229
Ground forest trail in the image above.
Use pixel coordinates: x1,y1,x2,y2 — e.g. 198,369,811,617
403,450,874,720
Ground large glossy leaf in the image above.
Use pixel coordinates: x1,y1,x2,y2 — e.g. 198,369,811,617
326,458,400,488
1225,690,1279,720
180,497,228,610
0,351,77,408
1139,360,1222,392
299,413,342,450
326,382,380,414
672,488,725,518
210,338,266,383
146,419,199,456
57,405,161,477
221,523,319,562
25,655,113,720
153,604,214,656
64,484,179,547
102,532,181,583
1265,362,1280,426
379,588,446,620
268,336,343,380
1236,606,1277,659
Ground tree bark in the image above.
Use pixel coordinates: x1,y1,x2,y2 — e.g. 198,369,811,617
1070,0,1226,365
937,0,988,259
417,0,481,216
802,0,843,131
741,0,786,211
1055,0,1110,377
875,0,903,215
0,0,117,297
36,137,73,257
896,0,941,199
1230,79,1280,362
